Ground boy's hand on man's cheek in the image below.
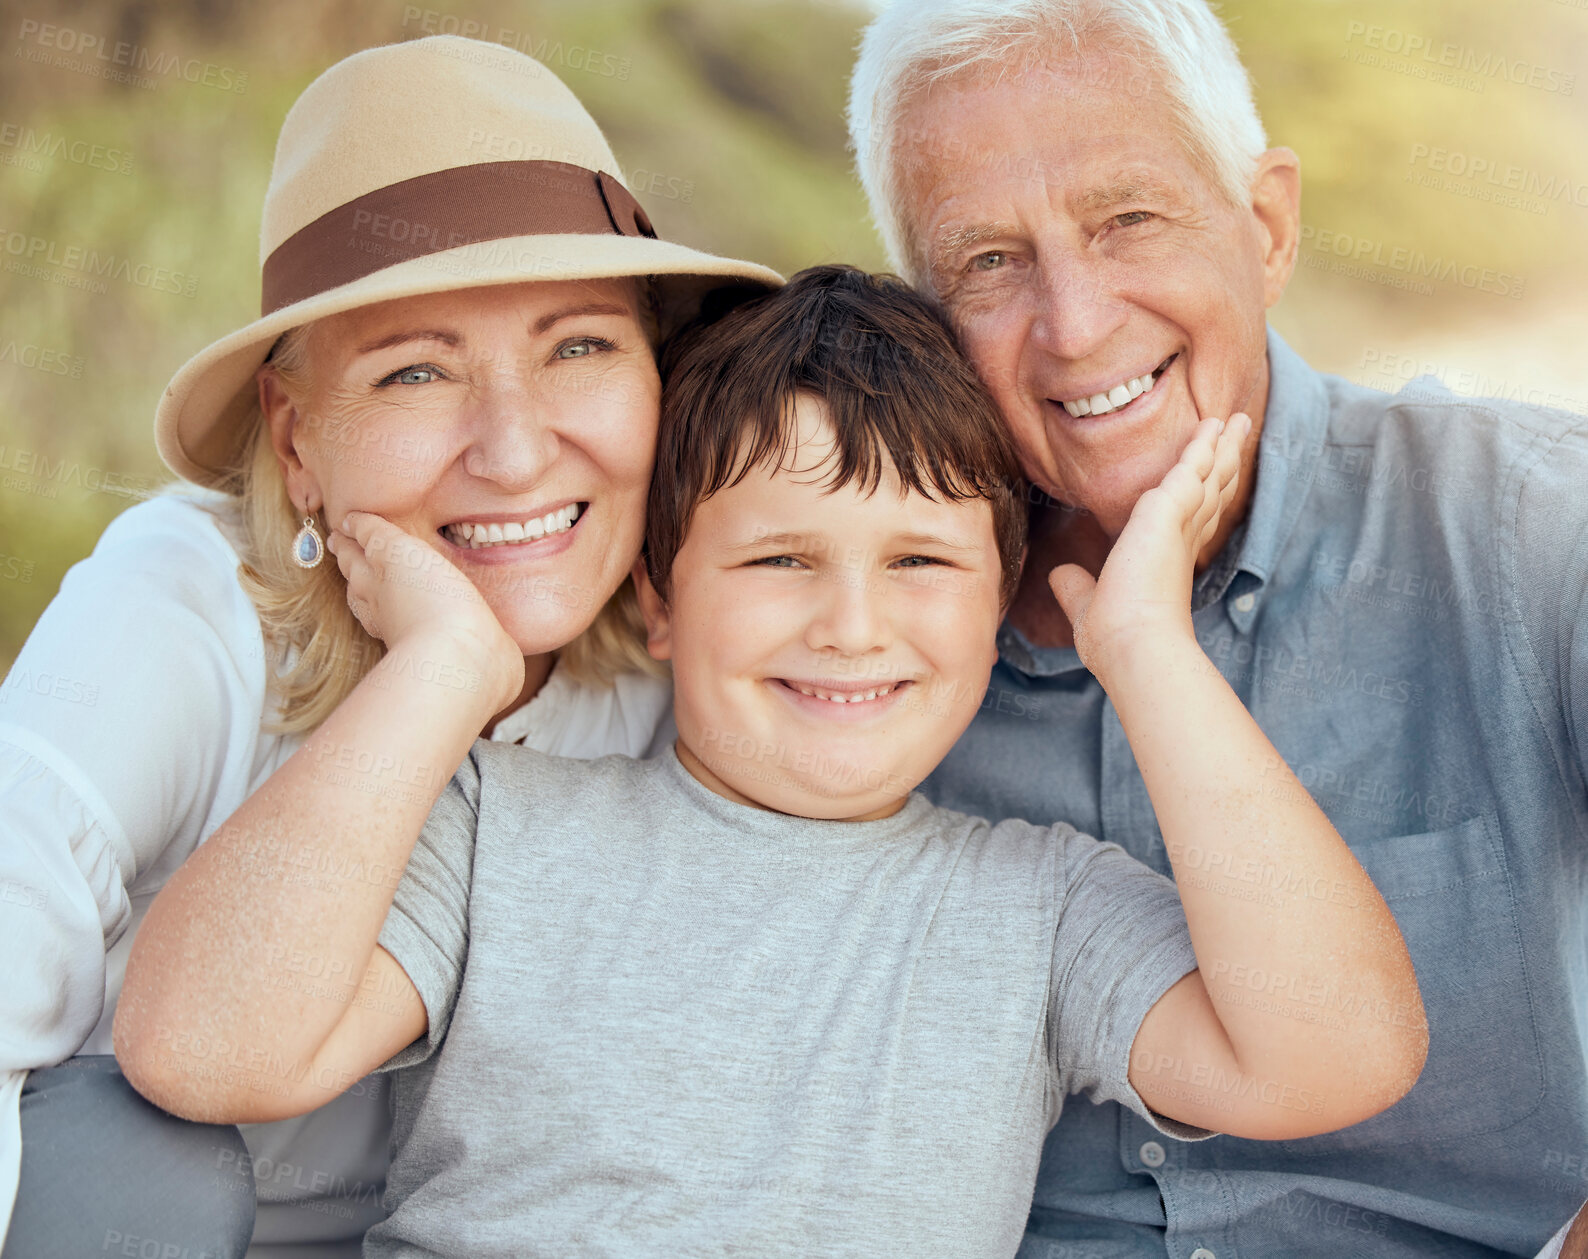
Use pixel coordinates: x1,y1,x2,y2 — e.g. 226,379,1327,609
1049,414,1249,684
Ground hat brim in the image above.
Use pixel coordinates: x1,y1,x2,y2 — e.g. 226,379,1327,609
155,232,783,489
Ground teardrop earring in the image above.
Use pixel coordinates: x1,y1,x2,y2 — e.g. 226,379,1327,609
292,515,325,569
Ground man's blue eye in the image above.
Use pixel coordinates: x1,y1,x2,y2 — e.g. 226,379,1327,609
1115,212,1151,227
972,252,1007,271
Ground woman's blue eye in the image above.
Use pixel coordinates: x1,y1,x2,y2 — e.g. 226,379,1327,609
379,365,440,386
556,337,614,360
1115,211,1151,227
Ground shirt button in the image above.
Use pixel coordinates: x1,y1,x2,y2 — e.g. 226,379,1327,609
1190,1250,1217,1259
1233,592,1256,614
1139,1140,1166,1168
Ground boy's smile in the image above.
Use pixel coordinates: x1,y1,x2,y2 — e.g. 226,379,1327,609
636,394,1006,822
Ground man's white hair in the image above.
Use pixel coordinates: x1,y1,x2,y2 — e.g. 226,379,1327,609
847,0,1269,286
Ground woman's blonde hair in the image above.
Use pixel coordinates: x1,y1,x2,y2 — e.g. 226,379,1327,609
225,321,662,737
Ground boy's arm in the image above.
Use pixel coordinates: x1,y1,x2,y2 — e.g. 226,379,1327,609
115,514,523,1123
1052,417,1427,1141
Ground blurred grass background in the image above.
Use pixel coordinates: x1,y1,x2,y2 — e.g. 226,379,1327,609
2,0,1586,670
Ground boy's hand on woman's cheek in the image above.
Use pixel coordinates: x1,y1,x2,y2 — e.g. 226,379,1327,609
1048,414,1248,684
329,510,526,711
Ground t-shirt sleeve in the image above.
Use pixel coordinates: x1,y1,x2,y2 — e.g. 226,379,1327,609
375,746,484,1072
1046,828,1210,1141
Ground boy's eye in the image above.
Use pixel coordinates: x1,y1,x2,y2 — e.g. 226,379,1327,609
748,555,804,569
894,555,945,569
378,364,442,386
556,336,615,360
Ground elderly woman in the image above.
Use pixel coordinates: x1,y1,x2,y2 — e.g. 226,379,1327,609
0,35,776,1258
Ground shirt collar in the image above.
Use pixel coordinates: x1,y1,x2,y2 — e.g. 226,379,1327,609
999,327,1332,676
1208,327,1331,634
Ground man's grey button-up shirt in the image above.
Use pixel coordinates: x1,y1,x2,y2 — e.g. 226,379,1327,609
926,328,1588,1259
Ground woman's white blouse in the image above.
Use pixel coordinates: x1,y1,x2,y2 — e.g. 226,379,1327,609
0,491,672,1256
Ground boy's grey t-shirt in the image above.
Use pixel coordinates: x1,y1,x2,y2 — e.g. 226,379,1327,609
370,744,1202,1258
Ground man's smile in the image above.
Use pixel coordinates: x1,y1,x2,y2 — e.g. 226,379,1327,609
1055,353,1180,418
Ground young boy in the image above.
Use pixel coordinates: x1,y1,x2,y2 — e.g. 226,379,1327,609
117,267,1425,1257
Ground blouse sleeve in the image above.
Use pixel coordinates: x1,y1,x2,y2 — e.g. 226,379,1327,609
0,493,272,1245
1,494,273,895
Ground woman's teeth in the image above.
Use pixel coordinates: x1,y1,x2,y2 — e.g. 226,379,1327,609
1059,356,1174,418
443,503,581,548
788,680,902,704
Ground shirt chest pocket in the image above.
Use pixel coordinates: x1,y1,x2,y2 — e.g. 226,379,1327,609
1281,811,1545,1152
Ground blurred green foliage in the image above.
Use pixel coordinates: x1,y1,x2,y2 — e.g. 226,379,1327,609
2,0,1585,668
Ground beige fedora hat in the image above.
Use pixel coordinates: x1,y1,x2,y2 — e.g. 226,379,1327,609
156,34,783,489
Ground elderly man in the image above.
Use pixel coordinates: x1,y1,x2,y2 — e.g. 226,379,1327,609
848,2,1588,1257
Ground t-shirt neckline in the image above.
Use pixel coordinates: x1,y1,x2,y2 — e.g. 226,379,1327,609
656,741,937,849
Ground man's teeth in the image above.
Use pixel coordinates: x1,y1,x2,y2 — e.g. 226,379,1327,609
789,681,901,704
444,503,581,548
1060,367,1161,418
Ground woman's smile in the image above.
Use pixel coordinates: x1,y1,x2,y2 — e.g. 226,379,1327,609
436,501,590,564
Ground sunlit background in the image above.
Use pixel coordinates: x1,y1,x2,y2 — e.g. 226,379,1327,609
2,0,1585,670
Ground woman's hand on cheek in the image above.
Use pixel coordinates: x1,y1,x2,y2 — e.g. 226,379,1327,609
328,512,525,710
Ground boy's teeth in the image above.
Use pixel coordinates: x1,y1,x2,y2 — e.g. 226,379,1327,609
790,681,898,704
1061,365,1163,419
444,503,582,548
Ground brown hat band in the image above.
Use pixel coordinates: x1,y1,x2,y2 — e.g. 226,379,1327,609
260,160,658,316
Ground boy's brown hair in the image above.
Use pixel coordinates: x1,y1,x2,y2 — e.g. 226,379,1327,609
646,265,1028,603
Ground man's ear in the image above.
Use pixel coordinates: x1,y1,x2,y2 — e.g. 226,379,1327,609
258,364,321,515
1002,541,1028,609
1249,147,1302,310
631,558,673,662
